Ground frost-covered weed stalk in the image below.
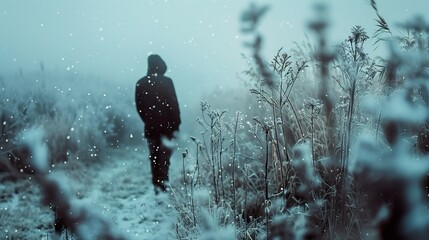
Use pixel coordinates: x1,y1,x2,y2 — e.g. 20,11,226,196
333,25,377,175
197,101,228,204
171,101,246,239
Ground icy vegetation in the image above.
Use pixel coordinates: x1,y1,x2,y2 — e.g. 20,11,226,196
2,1,429,240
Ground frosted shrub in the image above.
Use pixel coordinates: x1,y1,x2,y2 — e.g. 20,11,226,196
0,70,139,169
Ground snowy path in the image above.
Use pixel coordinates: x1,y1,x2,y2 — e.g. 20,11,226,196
0,148,179,240
80,150,177,240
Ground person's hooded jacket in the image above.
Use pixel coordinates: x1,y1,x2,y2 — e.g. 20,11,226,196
135,55,181,138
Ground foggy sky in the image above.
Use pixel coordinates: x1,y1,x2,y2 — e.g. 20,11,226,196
1,0,428,108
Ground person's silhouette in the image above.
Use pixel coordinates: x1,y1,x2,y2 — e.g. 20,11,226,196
135,54,181,194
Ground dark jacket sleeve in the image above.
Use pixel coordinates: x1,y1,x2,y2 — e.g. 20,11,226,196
135,80,147,123
166,78,181,132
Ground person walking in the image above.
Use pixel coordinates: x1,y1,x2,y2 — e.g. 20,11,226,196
135,54,181,194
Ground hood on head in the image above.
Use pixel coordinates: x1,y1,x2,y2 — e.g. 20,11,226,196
147,54,167,75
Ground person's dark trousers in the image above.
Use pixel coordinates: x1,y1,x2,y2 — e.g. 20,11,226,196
147,137,172,194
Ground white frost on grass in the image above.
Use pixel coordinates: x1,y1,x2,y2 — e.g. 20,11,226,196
199,209,236,240
17,127,49,173
193,187,211,206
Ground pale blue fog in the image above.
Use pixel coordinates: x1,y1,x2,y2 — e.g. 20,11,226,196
1,0,429,239
1,0,427,104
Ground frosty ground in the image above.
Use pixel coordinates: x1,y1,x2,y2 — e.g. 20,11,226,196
0,147,179,239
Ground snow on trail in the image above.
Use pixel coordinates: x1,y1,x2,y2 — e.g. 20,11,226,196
81,150,178,240
0,148,179,240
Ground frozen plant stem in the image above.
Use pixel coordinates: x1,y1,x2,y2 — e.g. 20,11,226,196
311,114,315,165
209,115,218,204
190,136,201,184
244,164,250,220
196,144,200,184
375,112,382,143
182,155,186,183
264,126,270,239
271,103,285,194
219,127,225,201
264,128,269,201
210,117,219,204
182,149,188,194
232,112,240,223
190,175,196,227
